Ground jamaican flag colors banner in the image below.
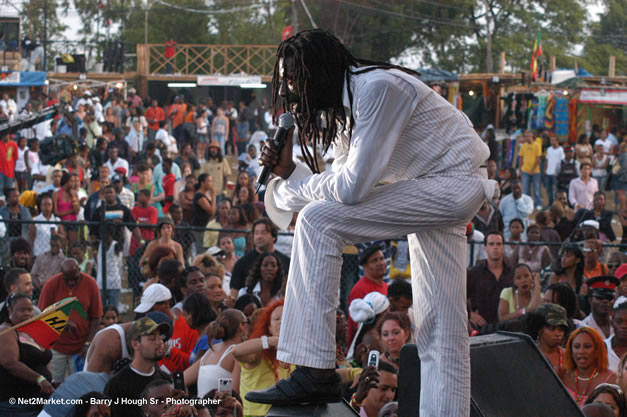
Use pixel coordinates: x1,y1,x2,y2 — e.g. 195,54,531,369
0,297,86,348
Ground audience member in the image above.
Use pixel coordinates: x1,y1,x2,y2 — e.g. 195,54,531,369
467,231,514,327
497,263,542,322
38,259,102,383
104,317,172,417
0,294,54,415
534,303,568,372
606,297,627,374
31,234,66,290
581,276,620,339
499,180,533,238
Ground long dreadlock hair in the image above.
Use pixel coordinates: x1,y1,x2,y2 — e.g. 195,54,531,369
272,29,421,174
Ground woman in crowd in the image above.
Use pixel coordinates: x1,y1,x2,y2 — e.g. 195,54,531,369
133,164,165,217
576,134,594,166
71,241,94,276
505,218,525,261
239,252,285,307
196,108,210,162
29,193,65,257
232,170,258,204
544,283,585,325
242,202,262,225
140,217,185,268
228,205,250,257
377,312,411,370
500,167,517,197
233,182,255,206
560,327,616,406
53,172,80,243
173,162,192,204
234,294,262,320
207,272,229,313
589,192,617,242
0,294,54,416
584,384,626,417
219,233,238,275
178,175,197,226
592,144,609,192
192,173,216,251
232,298,294,417
548,242,585,294
211,106,229,153
140,245,177,291
498,263,542,322
511,224,552,273
186,309,250,398
163,292,215,374
533,303,569,372
102,305,120,328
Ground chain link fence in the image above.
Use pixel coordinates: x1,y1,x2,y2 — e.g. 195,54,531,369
0,215,624,316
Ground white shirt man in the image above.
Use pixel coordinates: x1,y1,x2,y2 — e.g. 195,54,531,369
545,139,565,177
498,180,534,238
568,163,598,210
595,131,613,154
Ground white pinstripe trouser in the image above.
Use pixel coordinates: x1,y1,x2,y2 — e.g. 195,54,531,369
276,172,487,417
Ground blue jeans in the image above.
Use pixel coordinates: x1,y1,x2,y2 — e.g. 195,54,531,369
0,172,14,196
543,174,557,206
101,288,120,309
593,175,607,192
522,172,542,207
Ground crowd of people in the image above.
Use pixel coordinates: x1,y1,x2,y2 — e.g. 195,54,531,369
0,81,625,417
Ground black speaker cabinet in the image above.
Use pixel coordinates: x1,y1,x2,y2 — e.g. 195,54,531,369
398,333,584,417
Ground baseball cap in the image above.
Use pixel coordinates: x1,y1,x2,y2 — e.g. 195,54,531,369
208,141,221,149
536,303,568,329
146,311,173,341
111,174,123,183
158,216,174,228
127,317,170,342
615,264,627,280
207,246,225,257
134,283,172,313
114,166,127,175
582,220,600,230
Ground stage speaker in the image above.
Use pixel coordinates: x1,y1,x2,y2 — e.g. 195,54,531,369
398,333,584,417
266,400,359,416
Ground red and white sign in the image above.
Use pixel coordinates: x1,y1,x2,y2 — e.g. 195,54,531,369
197,75,262,86
579,88,627,106
282,25,293,40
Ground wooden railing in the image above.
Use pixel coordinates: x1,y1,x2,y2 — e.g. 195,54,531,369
137,44,277,77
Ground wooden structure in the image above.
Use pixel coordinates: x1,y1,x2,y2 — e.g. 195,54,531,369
135,43,277,95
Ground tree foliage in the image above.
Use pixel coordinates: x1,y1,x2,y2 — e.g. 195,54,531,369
580,0,626,75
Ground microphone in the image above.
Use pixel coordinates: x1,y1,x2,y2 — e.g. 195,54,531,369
255,113,295,193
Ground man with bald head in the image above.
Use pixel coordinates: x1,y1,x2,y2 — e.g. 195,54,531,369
38,258,103,383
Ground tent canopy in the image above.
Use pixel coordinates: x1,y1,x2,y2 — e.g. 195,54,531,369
417,68,458,83
0,71,47,87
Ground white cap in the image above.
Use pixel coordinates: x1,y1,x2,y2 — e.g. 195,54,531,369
207,246,224,256
134,283,172,313
349,292,390,323
83,90,92,96
582,220,600,230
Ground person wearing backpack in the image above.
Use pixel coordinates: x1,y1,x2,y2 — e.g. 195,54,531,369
557,146,579,193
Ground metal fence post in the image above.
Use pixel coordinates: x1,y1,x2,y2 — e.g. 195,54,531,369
100,202,107,305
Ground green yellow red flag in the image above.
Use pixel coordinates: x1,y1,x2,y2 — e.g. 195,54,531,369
0,297,86,348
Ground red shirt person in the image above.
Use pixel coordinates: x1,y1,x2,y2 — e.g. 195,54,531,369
131,189,158,254
346,246,389,348
38,258,103,383
145,99,165,132
0,134,18,194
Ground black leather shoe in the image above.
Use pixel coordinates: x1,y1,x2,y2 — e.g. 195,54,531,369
245,367,342,406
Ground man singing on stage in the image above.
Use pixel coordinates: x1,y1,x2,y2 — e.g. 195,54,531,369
247,29,497,416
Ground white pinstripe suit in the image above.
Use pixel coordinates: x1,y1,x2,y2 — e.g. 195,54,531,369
265,67,496,416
